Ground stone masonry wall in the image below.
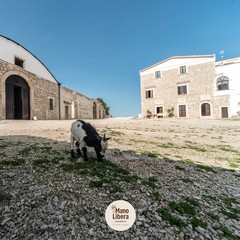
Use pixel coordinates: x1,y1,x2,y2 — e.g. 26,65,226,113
140,61,230,118
31,77,59,120
1,59,105,120
60,86,105,120
0,59,59,120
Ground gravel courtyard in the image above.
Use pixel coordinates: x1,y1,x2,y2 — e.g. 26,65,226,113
0,118,240,239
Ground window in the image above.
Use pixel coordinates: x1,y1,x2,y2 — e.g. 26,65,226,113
155,71,161,79
15,57,24,68
179,105,186,117
156,106,163,114
49,98,54,110
178,85,187,95
179,66,187,74
217,76,229,91
145,90,153,99
201,103,211,116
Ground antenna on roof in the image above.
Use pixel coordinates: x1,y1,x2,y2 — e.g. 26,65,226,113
220,50,224,64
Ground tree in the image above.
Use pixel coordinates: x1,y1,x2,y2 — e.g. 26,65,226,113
97,98,110,115
167,107,174,117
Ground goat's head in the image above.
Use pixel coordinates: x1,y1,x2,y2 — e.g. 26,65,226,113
100,133,111,155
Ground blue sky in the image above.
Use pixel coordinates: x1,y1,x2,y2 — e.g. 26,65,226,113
1,0,240,117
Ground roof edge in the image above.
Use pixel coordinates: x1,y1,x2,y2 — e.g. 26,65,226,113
0,35,60,84
140,54,216,73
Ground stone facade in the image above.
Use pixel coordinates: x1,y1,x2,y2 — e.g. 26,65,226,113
0,59,59,120
60,86,106,120
140,55,240,119
0,36,106,120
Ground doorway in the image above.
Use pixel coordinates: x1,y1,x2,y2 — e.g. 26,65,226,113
93,102,97,119
14,86,23,119
65,106,69,119
201,103,211,116
221,107,228,118
179,105,186,117
6,75,30,120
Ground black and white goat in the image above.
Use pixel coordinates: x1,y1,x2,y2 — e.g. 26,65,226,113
70,120,110,162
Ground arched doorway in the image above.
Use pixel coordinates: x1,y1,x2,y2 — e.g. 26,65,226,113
6,75,30,119
201,103,211,116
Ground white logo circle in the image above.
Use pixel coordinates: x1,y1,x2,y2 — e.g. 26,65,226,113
105,200,136,231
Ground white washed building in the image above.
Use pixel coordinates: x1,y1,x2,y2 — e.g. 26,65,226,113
140,55,240,119
0,35,105,120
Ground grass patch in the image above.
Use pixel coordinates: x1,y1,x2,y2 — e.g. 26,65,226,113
181,178,193,183
89,180,106,188
229,162,239,168
0,158,25,166
214,226,237,239
195,164,216,173
220,208,240,220
221,226,237,239
151,191,160,201
18,143,40,156
219,195,239,205
109,186,123,193
139,150,162,158
109,130,125,136
61,159,140,191
208,212,219,221
204,195,218,201
157,143,175,149
143,176,158,189
33,158,50,165
190,217,207,228
169,199,197,216
156,208,186,229
185,144,207,152
218,146,239,154
180,159,194,164
175,165,185,171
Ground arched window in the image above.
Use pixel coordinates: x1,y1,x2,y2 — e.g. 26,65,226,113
217,76,229,91
201,103,211,116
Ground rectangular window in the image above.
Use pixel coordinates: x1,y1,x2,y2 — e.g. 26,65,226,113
145,90,153,99
49,98,54,110
179,66,187,74
155,71,161,79
179,105,186,117
15,57,24,68
178,85,187,95
156,106,163,114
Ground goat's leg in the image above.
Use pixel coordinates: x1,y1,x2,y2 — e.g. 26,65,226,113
76,141,81,155
70,135,76,158
82,147,88,161
80,140,88,161
94,147,103,162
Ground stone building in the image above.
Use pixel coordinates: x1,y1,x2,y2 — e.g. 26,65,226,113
140,55,240,119
0,35,106,120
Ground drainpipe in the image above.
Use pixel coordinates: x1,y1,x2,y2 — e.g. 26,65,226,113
58,82,61,120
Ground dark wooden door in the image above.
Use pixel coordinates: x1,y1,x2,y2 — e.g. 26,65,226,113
6,82,14,119
14,86,22,119
93,102,97,119
65,106,69,119
22,88,30,120
221,107,228,118
179,105,186,117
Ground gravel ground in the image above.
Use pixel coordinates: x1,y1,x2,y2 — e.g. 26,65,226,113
0,118,240,240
